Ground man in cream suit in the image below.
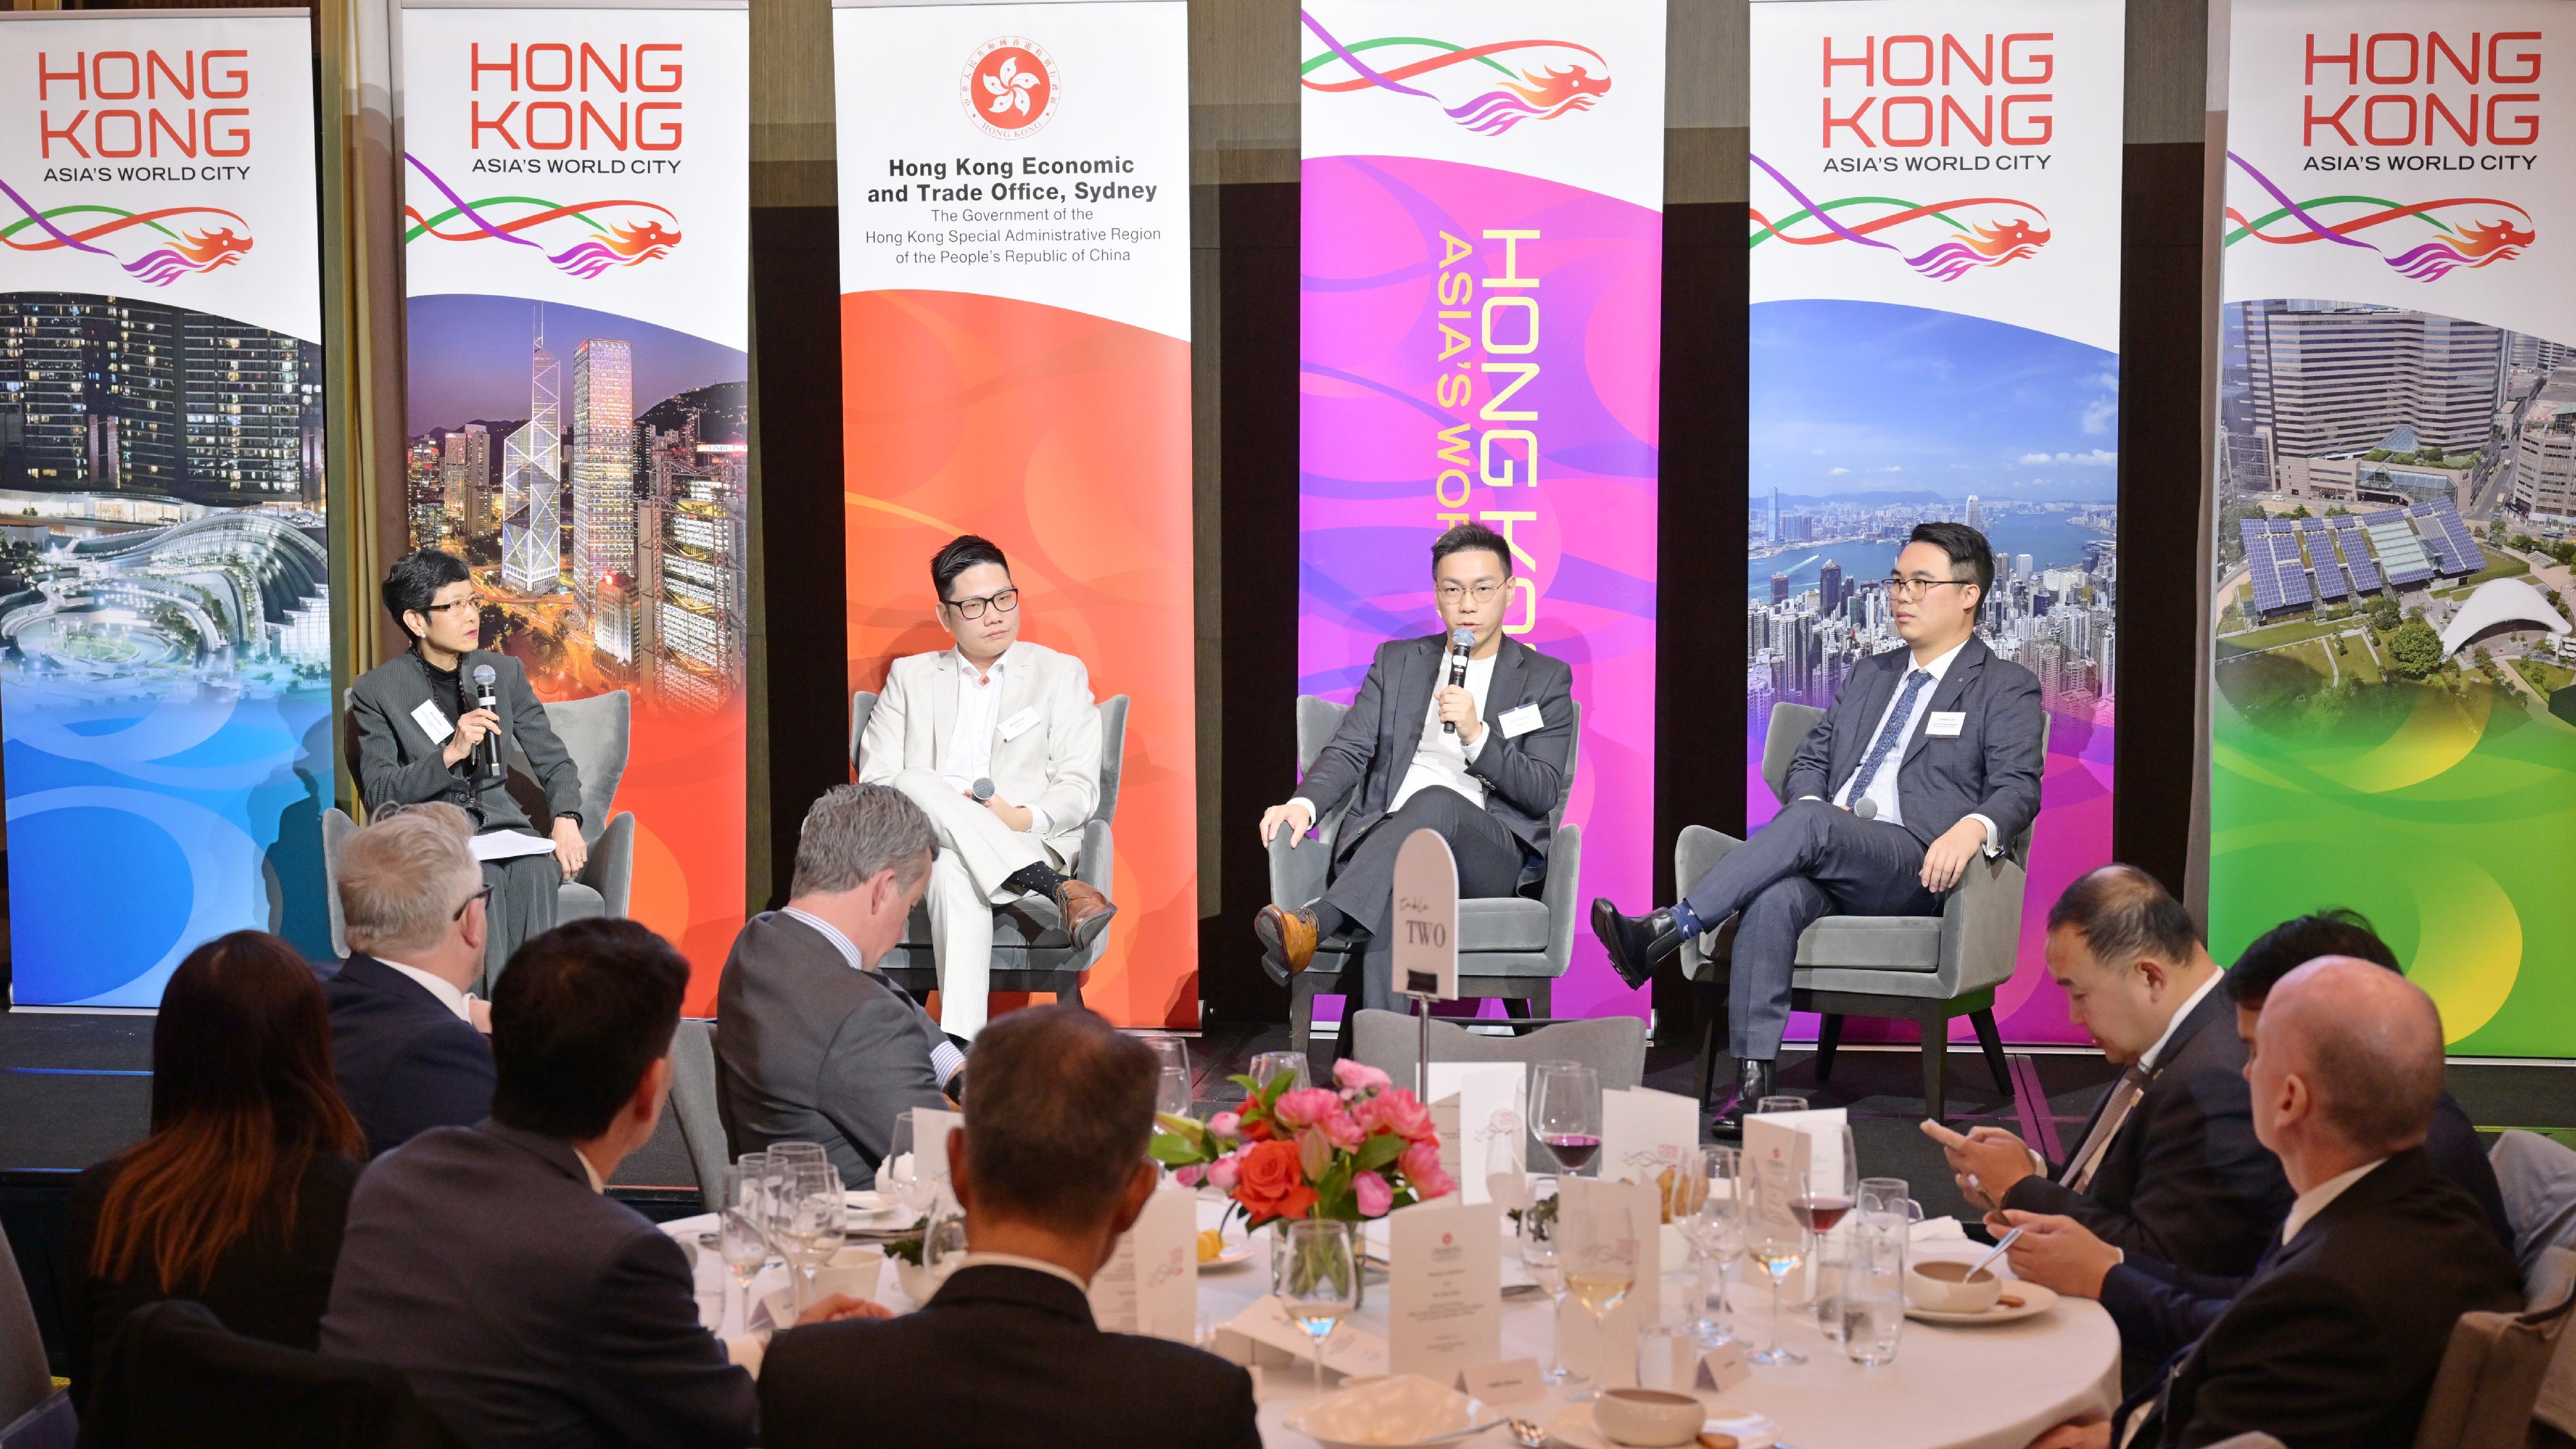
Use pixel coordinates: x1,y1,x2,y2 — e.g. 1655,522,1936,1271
857,535,1115,1038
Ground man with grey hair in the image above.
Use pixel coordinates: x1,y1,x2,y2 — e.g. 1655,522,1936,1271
325,802,499,1157
2032,958,2522,1449
715,784,960,1178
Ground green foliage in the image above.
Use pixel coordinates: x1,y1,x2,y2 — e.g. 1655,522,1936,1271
2388,618,2445,680
2422,442,2447,462
2365,594,2402,633
2286,504,2313,519
2327,506,2352,517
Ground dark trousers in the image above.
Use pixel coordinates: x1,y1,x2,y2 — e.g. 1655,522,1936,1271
1321,787,1526,1012
479,849,561,992
1681,798,1939,1060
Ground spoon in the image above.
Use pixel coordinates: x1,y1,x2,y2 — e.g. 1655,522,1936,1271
1964,1225,2023,1280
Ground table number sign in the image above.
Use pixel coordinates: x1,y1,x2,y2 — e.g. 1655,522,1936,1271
1088,1185,1198,1340
1392,829,1462,1001
1387,1198,1502,1379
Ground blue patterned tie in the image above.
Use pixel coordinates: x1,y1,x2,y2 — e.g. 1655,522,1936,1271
1844,668,1933,809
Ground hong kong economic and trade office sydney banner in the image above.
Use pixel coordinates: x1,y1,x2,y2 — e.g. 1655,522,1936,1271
400,2,750,1012
1300,0,1668,1021
2214,1,2576,1056
0,12,331,1007
1749,0,2125,1044
833,0,1199,1027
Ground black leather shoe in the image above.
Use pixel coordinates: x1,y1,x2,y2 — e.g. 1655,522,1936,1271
1590,899,1683,990
1711,1058,1776,1138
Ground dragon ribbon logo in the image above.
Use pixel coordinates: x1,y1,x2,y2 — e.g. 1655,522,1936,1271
403,155,681,280
1298,10,1610,136
1749,154,2049,281
2224,153,2533,283
0,177,253,286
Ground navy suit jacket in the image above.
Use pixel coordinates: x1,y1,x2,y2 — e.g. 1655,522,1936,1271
323,953,495,1159
1783,634,2046,849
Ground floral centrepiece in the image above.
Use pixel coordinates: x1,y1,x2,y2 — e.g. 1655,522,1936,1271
1153,1059,1455,1226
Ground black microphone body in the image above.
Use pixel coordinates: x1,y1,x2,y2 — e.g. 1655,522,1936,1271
1442,628,1473,735
470,665,506,783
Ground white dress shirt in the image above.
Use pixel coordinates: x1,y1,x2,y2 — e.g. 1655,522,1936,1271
2282,1157,2389,1245
942,645,1050,837
781,907,964,1085
956,1251,1092,1295
1290,652,1497,826
377,957,473,1023
2139,969,2225,1074
1810,639,1998,854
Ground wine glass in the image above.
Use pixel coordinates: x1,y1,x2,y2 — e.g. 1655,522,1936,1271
1794,1124,1860,1342
1558,1184,1644,1404
719,1160,770,1334
1743,1130,1808,1366
779,1162,844,1314
1530,1062,1602,1177
1250,1050,1311,1094
1271,1219,1363,1394
1517,1177,1575,1387
922,1189,971,1291
1145,1036,1191,1082
884,1112,933,1221
1682,1146,1745,1347
1157,1065,1195,1120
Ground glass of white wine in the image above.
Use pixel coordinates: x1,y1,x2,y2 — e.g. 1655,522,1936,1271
779,1162,844,1315
1518,1177,1575,1387
1271,1219,1363,1395
1744,1142,1808,1366
719,1160,770,1334
1557,1184,1644,1405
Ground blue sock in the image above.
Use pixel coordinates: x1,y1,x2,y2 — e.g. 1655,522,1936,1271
1669,900,1705,938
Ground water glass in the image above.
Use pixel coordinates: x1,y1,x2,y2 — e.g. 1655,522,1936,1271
1249,1050,1311,1094
1557,1182,1643,1404
1517,1177,1577,1387
1145,1036,1191,1081
719,1162,770,1333
780,1162,844,1314
1530,1061,1602,1177
884,1112,933,1219
1156,1065,1195,1120
770,1141,828,1174
1272,1219,1363,1394
1842,1215,1908,1367
1681,1146,1743,1347
1741,1131,1808,1367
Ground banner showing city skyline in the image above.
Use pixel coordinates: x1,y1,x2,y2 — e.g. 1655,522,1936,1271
2213,0,2576,1056
1748,0,2126,1044
832,0,1200,1026
0,11,332,1007
400,3,750,1010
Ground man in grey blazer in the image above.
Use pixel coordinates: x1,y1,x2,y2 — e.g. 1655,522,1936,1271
349,549,586,987
1594,522,2046,1128
1256,523,1577,1013
857,535,1114,1039
717,784,961,1180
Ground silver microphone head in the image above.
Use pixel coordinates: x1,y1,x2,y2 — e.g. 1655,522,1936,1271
1854,797,1878,820
972,777,995,802
471,664,497,684
1450,627,1475,655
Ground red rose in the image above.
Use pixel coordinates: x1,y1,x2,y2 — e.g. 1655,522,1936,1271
1232,1139,1316,1225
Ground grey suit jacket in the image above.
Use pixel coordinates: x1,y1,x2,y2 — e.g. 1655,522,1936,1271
1293,634,1575,891
320,1121,755,1449
714,911,951,1180
350,649,583,835
1782,635,2045,850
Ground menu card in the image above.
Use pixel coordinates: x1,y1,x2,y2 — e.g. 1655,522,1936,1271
1217,1295,1390,1381
1549,1176,1661,1388
1087,1185,1198,1340
1600,1086,1700,1191
1426,1062,1522,1206
1742,1106,1848,1301
1387,1197,1501,1380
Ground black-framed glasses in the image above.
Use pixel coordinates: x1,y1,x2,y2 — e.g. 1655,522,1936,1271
1880,577,1973,600
452,884,493,922
942,588,1019,620
1437,581,1506,603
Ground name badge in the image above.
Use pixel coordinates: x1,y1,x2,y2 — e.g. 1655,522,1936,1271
1499,703,1546,739
410,698,455,745
1926,710,1966,738
997,707,1043,742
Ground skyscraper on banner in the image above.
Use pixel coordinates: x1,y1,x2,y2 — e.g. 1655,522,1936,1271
569,339,636,619
502,322,562,595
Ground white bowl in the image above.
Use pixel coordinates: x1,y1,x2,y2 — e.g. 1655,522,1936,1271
1907,1257,2003,1313
812,1245,883,1303
1593,1388,1707,1447
1281,1373,1502,1448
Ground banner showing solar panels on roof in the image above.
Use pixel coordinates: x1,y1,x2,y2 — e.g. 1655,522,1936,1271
0,10,331,1006
2213,0,2576,1055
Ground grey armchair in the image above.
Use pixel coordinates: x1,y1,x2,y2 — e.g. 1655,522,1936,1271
665,1018,731,1213
849,690,1128,1009
1677,700,2044,1121
1263,696,1584,1066
325,690,637,958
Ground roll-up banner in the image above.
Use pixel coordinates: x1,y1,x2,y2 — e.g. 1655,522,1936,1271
1299,1,1667,1019
399,0,749,1009
2213,2,2573,1054
1748,0,2124,1042
833,0,1198,1026
0,10,330,1007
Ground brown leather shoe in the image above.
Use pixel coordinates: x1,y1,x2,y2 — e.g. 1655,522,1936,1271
1255,904,1318,974
1054,880,1117,951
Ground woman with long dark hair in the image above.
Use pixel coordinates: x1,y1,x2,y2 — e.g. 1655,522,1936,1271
66,930,367,1402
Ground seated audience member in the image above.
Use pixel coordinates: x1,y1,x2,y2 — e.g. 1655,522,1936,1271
67,931,366,1406
326,802,497,1157
717,784,961,1179
2004,909,2512,1378
2030,958,2523,1449
759,1005,1261,1449
324,920,876,1449
1925,866,2291,1277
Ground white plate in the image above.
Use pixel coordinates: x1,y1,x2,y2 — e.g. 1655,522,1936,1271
1282,1375,1502,1448
1904,1278,2060,1325
1197,1196,1253,1269
1543,1405,1779,1449
844,1189,905,1220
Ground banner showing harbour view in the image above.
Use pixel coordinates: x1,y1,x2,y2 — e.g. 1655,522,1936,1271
2213,0,2575,1055
0,12,332,1005
401,3,750,1010
1748,0,2126,1042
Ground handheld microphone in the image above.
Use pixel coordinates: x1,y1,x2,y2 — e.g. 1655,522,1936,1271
972,778,995,802
469,664,505,782
1854,798,1879,821
1443,627,1474,735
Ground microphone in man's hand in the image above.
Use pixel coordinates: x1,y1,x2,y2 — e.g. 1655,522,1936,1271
1443,627,1474,735
1854,798,1878,821
972,778,995,802
469,665,506,782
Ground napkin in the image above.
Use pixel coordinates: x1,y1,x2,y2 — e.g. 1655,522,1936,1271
1911,1215,1969,1243
1291,1374,1488,1444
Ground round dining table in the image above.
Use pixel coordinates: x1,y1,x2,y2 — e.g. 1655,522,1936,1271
661,1211,2119,1449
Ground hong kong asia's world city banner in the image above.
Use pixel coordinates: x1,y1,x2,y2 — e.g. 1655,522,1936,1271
1300,0,1668,1021
833,0,1198,1026
401,1,750,1010
1749,0,2125,1043
0,12,331,1006
2213,0,2574,1056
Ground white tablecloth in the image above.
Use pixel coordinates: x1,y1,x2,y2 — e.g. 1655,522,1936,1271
659,1215,2118,1449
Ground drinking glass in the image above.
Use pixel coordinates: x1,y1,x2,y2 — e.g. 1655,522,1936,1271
1157,1065,1195,1120
1530,1062,1602,1177
1145,1036,1192,1081
1250,1050,1311,1094
922,1190,971,1291
1794,1124,1861,1344
770,1141,828,1176
750,1153,792,1269
1842,1212,1907,1366
1271,1219,1363,1394
1517,1177,1576,1386
719,1162,770,1334
1743,1133,1808,1367
1859,1177,1910,1220
1558,1184,1644,1405
780,1162,844,1314
884,1113,933,1220
1682,1146,1745,1347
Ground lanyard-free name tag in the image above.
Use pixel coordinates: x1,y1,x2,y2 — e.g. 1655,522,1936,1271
1499,703,1545,738
1926,710,1966,738
997,707,1043,742
410,698,455,745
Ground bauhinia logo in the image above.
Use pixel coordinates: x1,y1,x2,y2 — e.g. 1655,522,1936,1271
1298,10,1610,136
0,176,252,285
403,153,681,279
960,37,1057,139
1748,154,2049,282
2224,153,2534,282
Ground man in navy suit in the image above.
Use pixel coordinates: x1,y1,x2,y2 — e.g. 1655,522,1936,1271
325,803,496,1157
1593,522,2047,1127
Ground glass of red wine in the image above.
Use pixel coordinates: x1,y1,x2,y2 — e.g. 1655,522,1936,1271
1790,1123,1861,1343
1530,1061,1602,1177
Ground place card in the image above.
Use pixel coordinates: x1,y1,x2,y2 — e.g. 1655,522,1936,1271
1086,1184,1198,1340
1428,1062,1522,1206
1216,1294,1390,1381
1696,1343,1752,1394
1387,1197,1501,1381
1458,1358,1544,1405
1600,1086,1701,1191
1743,1107,1849,1301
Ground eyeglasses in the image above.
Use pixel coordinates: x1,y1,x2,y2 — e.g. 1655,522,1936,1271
1880,577,1974,600
452,884,493,922
1437,582,1506,603
424,598,477,616
942,588,1019,620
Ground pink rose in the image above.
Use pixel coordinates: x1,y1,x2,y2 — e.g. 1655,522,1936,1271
1319,1108,1365,1151
1333,1059,1393,1093
1209,1110,1242,1139
1357,1089,1435,1143
1173,1164,1205,1188
1352,1170,1394,1218
1208,1152,1242,1191
1400,1139,1455,1200
1273,1087,1343,1132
